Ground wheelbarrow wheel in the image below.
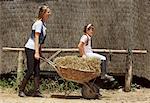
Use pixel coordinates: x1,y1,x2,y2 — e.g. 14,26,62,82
81,82,100,99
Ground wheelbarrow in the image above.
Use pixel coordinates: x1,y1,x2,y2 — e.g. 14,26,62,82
40,57,101,99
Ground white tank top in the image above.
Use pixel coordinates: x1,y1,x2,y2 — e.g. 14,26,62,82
80,34,93,53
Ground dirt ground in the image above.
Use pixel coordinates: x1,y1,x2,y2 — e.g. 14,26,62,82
0,87,150,103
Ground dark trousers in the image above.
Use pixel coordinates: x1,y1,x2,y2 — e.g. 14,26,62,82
24,48,40,80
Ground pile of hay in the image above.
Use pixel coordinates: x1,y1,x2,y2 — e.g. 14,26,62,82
53,56,101,72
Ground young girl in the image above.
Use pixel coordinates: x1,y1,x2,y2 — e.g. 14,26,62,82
18,5,51,97
78,24,115,82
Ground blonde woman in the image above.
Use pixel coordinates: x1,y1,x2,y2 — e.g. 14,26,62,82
19,5,51,97
78,24,115,82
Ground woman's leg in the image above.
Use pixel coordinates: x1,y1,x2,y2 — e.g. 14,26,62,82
19,48,35,97
32,59,42,97
24,48,35,80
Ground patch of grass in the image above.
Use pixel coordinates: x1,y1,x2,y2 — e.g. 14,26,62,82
0,75,80,95
0,75,17,89
40,77,80,95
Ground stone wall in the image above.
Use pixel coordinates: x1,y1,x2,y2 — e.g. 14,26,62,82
0,0,149,80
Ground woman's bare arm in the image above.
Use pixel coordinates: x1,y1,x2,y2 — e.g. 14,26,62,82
34,32,40,60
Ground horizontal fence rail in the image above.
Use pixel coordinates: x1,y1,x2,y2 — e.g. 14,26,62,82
2,47,148,92
2,47,148,54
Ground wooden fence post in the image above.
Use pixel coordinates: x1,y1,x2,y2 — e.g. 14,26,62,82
125,49,133,92
0,44,1,71
17,51,24,89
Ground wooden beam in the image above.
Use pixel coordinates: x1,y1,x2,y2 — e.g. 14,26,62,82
2,47,25,51
40,50,61,68
48,50,62,60
92,49,148,54
2,47,147,54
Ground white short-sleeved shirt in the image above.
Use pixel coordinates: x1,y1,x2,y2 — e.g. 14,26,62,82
25,20,46,50
80,34,93,53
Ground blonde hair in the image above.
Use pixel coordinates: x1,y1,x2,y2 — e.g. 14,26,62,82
37,5,49,20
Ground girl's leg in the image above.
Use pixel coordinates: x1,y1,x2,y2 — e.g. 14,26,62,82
86,53,107,76
86,53,115,81
86,53,106,61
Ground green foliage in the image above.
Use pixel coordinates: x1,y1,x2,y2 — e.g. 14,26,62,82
39,77,80,95
56,78,80,93
0,75,80,94
0,75,17,89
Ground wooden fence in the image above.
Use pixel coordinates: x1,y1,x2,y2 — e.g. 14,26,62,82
2,47,147,92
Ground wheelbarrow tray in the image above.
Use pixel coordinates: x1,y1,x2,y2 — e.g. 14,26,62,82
40,56,100,83
56,66,100,83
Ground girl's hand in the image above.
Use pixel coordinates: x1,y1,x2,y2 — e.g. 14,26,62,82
82,55,86,59
34,52,40,60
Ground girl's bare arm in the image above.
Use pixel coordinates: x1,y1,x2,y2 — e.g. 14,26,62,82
78,41,86,57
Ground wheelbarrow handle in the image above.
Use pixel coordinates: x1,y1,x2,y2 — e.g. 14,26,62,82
39,57,56,67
